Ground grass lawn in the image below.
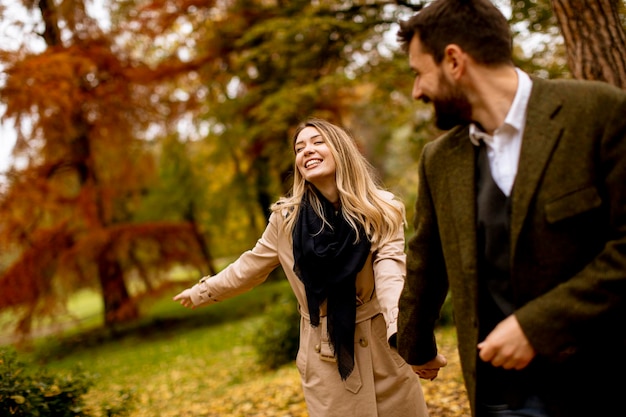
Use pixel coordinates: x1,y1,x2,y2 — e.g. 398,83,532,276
5,279,470,417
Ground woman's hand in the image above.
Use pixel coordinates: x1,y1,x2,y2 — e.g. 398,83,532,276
173,288,195,309
411,353,448,380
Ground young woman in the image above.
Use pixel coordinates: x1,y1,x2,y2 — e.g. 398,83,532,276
174,118,430,417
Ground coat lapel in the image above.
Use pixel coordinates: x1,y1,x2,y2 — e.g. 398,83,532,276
510,78,564,255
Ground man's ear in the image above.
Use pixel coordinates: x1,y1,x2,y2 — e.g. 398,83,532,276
442,44,466,80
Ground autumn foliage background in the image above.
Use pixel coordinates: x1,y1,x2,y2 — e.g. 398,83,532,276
0,0,625,416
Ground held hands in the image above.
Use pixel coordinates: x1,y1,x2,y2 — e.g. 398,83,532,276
477,314,536,370
411,353,448,381
173,288,195,309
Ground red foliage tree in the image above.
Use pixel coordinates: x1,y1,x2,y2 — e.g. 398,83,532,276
0,0,216,335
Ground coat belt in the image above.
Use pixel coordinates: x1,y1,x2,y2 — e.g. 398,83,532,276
299,295,383,325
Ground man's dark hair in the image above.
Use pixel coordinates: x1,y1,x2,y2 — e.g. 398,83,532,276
397,0,513,66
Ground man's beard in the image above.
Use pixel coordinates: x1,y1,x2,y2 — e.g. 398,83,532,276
432,73,472,130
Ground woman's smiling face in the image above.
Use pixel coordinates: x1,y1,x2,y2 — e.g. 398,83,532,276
294,126,337,188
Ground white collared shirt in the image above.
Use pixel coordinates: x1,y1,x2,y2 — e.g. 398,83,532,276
469,68,533,196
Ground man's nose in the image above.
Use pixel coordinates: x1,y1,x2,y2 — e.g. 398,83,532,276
412,78,423,101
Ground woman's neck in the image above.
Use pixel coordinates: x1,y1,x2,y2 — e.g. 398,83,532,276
312,183,340,209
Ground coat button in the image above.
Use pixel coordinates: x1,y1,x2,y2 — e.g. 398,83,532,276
315,344,321,353
359,337,368,347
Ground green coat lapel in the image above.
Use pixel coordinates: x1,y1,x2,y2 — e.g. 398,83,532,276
511,78,564,256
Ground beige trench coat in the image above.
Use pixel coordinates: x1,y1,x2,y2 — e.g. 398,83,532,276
189,195,428,417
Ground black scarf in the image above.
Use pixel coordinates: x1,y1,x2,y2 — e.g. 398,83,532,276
292,190,371,380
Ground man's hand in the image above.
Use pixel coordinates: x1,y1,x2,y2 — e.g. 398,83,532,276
411,353,448,380
477,314,535,370
173,288,195,309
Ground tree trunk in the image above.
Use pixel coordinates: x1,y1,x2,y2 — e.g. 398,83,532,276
253,156,273,221
38,0,137,329
98,252,139,327
36,0,138,328
38,0,62,46
552,0,626,88
186,203,218,276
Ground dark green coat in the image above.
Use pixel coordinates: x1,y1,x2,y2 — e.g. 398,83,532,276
398,76,626,417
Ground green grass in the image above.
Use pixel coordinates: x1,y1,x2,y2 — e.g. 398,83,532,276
7,279,301,416
54,317,267,415
26,279,291,361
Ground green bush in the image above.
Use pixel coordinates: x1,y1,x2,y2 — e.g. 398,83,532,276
254,293,301,370
0,347,135,417
0,347,93,416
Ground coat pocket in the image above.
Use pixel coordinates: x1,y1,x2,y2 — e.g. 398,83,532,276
296,316,310,378
544,185,602,224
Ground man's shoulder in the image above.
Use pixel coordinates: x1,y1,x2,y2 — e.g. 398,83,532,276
530,77,626,124
532,76,626,100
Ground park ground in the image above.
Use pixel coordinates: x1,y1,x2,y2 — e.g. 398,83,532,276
3,280,470,417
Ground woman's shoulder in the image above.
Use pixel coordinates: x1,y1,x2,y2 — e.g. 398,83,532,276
373,189,406,222
377,189,395,200
271,200,294,217
375,189,403,207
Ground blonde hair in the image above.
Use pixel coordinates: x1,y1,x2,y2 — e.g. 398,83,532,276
271,118,405,246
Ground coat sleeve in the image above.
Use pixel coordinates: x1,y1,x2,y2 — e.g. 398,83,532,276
189,212,282,307
372,220,407,344
397,144,450,366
